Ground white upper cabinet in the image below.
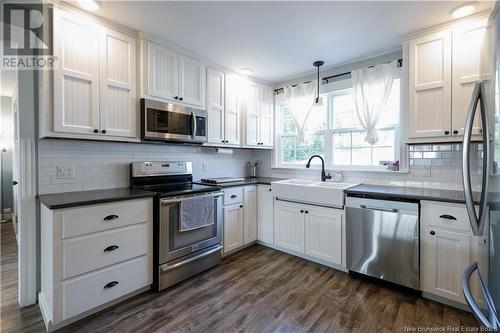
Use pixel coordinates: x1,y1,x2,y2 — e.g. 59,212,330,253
408,30,452,139
146,41,206,109
147,43,179,101
99,28,137,138
53,8,138,140
452,18,491,136
224,73,241,145
53,9,100,135
179,55,206,108
206,68,225,144
244,82,274,149
406,15,492,142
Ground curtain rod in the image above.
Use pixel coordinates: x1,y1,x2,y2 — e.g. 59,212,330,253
274,58,403,94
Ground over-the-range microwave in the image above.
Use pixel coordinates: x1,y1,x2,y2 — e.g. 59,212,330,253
141,98,207,144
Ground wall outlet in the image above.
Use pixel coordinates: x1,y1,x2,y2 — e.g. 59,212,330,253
56,166,74,179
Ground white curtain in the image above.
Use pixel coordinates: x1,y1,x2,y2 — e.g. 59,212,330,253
284,81,317,143
352,61,397,145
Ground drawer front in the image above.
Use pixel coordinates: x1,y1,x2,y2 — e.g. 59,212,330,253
421,201,471,232
61,199,151,239
62,256,148,321
62,223,148,279
224,187,243,206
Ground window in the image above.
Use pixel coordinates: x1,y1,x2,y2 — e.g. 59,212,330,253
276,78,401,170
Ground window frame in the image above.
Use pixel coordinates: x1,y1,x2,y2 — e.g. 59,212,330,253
273,69,406,172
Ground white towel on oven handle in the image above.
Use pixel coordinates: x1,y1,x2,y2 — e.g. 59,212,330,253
179,193,215,232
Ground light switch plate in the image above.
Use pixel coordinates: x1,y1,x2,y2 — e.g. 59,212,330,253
56,166,74,179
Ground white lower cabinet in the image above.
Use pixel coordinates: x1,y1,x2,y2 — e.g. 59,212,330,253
257,185,274,246
222,185,257,254
420,200,488,305
39,198,153,331
274,200,344,267
223,203,244,253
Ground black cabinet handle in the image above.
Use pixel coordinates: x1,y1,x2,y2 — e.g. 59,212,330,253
268,189,271,192
93,129,99,133
179,97,183,101
300,210,304,213
305,210,309,214
101,130,107,134
240,205,243,208
430,230,435,236
103,214,119,221
453,130,459,135
444,130,450,135
12,181,18,185
230,194,237,199
439,214,457,221
104,245,119,253
174,96,179,100
103,281,119,289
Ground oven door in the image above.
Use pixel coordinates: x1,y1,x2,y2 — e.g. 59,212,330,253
142,99,206,143
159,192,222,264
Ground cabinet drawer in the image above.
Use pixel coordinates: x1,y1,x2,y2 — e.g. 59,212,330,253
62,223,148,279
224,187,243,206
61,199,150,239
62,256,148,321
421,201,471,232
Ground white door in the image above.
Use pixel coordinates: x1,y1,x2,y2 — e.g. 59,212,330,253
179,55,205,108
243,186,257,244
206,68,225,144
53,9,100,135
259,85,274,148
224,74,241,145
12,97,19,225
223,204,244,253
305,206,343,265
451,19,491,136
99,28,137,138
408,30,452,138
421,226,471,303
257,185,273,246
245,82,260,147
274,200,305,254
147,42,179,101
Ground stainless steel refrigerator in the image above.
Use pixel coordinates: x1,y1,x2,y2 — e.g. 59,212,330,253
461,4,500,330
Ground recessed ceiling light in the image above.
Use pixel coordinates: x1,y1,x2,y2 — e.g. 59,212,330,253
239,68,253,76
451,3,476,18
77,0,100,11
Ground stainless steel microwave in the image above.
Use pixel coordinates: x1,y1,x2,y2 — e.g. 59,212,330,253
141,98,207,143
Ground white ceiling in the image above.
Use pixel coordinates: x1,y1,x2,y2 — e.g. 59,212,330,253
96,1,494,83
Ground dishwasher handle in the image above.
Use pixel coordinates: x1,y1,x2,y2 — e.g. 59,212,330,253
360,204,398,213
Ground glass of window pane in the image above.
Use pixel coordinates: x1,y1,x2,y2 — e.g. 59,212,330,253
304,103,327,131
281,106,296,134
333,149,351,165
375,129,395,146
352,147,372,165
333,133,351,149
281,136,296,163
352,132,371,148
296,134,325,164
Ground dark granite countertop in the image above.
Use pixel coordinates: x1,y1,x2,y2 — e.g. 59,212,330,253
38,188,157,210
345,184,482,205
194,177,285,188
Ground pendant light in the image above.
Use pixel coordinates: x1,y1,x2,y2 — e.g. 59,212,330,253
313,60,324,106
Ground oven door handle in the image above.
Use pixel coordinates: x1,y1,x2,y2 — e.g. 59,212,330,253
160,245,223,272
191,112,197,139
160,192,223,205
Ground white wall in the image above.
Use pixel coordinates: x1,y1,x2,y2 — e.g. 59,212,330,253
37,139,263,194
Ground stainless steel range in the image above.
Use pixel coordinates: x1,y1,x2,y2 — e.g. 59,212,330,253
130,161,223,291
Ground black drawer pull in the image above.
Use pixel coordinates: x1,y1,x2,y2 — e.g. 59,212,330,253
104,281,119,289
104,245,119,253
300,210,304,213
104,214,119,221
230,194,237,199
430,230,435,236
439,214,457,221
305,210,309,214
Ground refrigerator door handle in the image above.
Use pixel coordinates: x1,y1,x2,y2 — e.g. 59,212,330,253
462,82,491,237
462,262,500,330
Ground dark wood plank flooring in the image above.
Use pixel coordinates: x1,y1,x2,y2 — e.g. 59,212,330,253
1,219,478,332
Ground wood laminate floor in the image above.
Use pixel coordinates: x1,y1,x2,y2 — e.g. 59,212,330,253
1,220,478,333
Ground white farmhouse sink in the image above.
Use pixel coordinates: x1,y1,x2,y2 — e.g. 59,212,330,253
271,179,359,208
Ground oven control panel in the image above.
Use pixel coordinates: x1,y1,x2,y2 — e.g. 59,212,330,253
131,161,193,177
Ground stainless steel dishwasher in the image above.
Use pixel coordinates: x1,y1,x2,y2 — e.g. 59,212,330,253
346,196,419,289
